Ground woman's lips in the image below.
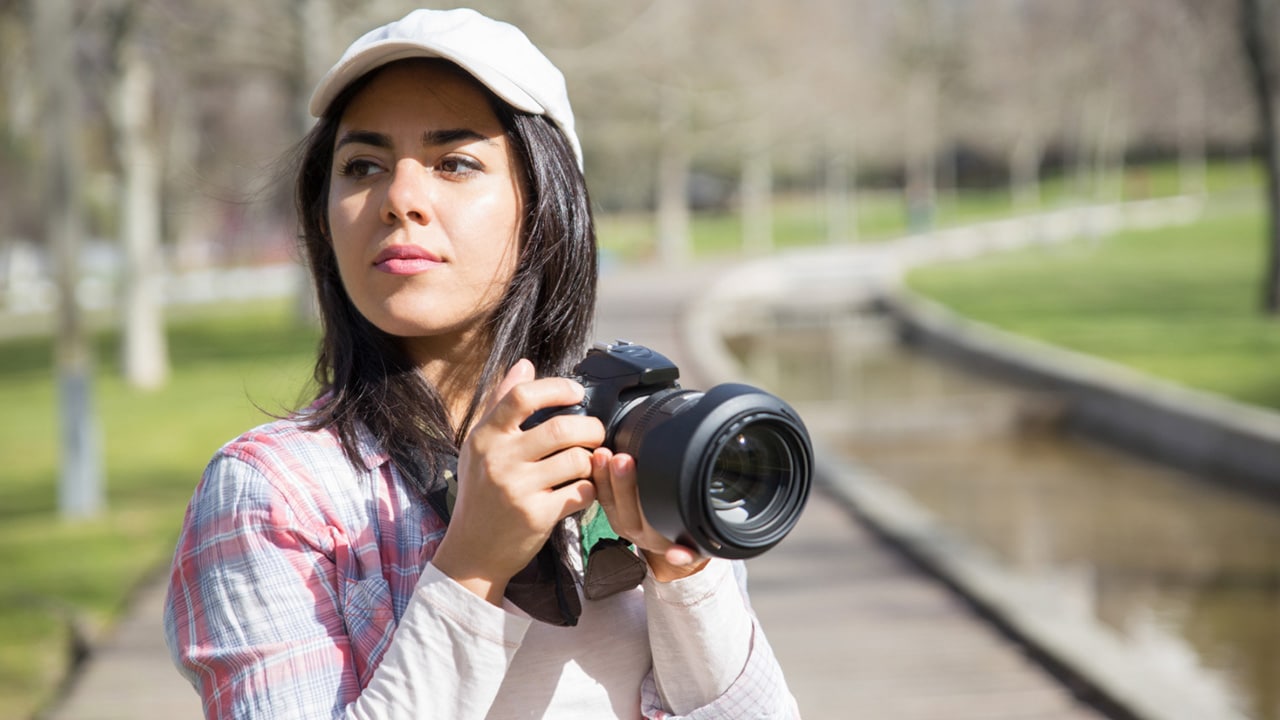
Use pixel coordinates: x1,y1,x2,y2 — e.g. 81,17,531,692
372,245,443,275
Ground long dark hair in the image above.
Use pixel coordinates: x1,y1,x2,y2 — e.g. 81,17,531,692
293,59,598,495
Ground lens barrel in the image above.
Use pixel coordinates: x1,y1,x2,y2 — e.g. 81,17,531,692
610,383,812,559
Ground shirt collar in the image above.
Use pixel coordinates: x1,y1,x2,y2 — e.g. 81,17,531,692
353,421,392,471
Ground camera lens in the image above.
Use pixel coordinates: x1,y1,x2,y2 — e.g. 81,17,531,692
708,423,796,527
614,384,812,559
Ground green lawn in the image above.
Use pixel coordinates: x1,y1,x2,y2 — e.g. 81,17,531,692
907,192,1280,409
597,160,1257,263
0,302,318,719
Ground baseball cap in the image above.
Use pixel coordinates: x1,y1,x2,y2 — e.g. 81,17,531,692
308,8,582,168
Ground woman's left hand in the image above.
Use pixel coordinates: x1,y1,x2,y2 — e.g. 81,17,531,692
590,448,710,582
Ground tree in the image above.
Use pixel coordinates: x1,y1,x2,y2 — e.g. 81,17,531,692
34,0,104,518
1240,0,1280,314
106,1,170,390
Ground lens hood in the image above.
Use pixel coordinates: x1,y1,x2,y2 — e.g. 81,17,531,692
623,383,813,559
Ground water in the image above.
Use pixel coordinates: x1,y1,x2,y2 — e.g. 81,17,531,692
730,308,1280,720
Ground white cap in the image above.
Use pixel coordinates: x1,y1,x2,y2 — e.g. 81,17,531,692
309,8,582,168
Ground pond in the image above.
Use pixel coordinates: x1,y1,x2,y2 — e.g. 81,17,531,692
729,307,1280,720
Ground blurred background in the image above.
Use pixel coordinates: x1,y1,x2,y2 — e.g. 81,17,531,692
2,1,1279,719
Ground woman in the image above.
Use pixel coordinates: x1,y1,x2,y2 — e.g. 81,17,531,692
164,8,797,719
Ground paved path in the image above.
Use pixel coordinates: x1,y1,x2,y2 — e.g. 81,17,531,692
596,262,1105,720
46,261,1106,720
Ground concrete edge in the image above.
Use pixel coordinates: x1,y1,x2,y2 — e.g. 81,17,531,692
880,290,1280,496
812,451,1246,720
678,254,1251,720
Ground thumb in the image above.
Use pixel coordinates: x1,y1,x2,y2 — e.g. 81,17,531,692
485,358,535,416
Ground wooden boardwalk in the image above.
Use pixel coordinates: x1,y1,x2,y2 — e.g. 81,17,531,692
596,262,1107,720
746,489,1105,719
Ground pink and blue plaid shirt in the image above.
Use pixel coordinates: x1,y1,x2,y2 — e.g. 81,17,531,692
164,413,797,719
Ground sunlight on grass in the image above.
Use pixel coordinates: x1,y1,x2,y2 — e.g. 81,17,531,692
908,189,1280,408
0,300,317,718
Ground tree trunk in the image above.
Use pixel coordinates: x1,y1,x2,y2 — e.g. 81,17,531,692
114,35,170,390
292,0,335,324
740,115,773,255
1010,129,1043,214
824,128,855,244
36,0,104,519
904,71,938,233
1241,0,1280,314
1177,13,1208,198
655,82,691,266
1072,98,1095,202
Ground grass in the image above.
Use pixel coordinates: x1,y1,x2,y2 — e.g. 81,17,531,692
596,159,1256,263
907,177,1280,410
0,157,1268,718
0,301,318,719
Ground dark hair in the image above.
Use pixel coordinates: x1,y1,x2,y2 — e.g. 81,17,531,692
294,59,598,495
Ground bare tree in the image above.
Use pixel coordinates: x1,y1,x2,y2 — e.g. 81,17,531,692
105,1,170,390
890,0,968,230
34,0,104,518
652,0,694,265
1240,0,1280,314
1170,3,1211,197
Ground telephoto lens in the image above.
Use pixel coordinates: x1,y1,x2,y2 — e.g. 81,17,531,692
527,341,813,559
613,382,813,559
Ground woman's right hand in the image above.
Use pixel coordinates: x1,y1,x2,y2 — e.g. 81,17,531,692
432,359,603,606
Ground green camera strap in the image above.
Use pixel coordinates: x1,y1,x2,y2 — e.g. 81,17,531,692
580,504,648,601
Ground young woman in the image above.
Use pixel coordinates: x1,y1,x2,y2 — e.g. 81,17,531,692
164,8,797,719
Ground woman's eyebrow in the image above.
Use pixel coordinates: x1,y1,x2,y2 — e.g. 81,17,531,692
424,128,496,149
334,127,498,152
335,130,392,151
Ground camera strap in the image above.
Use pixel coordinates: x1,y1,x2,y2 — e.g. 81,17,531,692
580,505,648,601
427,460,643,626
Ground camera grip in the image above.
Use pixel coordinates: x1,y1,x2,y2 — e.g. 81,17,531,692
519,399,588,431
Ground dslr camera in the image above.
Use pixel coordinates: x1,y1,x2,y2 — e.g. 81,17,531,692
525,341,812,559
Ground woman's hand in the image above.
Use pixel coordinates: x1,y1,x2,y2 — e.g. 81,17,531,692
433,359,603,605
590,448,710,583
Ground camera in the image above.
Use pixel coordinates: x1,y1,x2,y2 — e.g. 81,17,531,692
524,341,813,559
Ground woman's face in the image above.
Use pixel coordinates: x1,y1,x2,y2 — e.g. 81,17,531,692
327,60,522,364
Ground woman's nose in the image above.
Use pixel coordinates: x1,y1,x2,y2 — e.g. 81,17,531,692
381,160,431,225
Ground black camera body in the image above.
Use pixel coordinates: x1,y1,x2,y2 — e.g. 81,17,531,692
527,341,812,559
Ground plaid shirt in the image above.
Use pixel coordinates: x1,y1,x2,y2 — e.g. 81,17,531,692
164,414,797,719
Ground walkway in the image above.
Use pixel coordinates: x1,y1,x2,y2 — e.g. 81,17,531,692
45,260,1107,720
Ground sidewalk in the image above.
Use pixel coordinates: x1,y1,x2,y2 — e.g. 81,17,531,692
45,261,1105,720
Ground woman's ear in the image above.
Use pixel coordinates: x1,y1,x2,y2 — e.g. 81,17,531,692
318,209,333,246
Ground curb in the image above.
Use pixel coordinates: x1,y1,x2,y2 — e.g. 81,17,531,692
677,197,1252,720
880,290,1280,497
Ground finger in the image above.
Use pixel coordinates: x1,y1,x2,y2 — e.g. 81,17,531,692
489,377,586,431
604,455,703,564
537,446,597,491
662,544,703,567
483,358,535,418
522,414,605,460
590,447,616,508
551,477,597,520
603,453,646,535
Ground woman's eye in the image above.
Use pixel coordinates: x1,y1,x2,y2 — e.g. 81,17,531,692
438,156,481,176
338,158,383,178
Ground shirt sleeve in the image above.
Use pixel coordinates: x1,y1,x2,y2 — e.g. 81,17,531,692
163,449,532,720
640,559,800,719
